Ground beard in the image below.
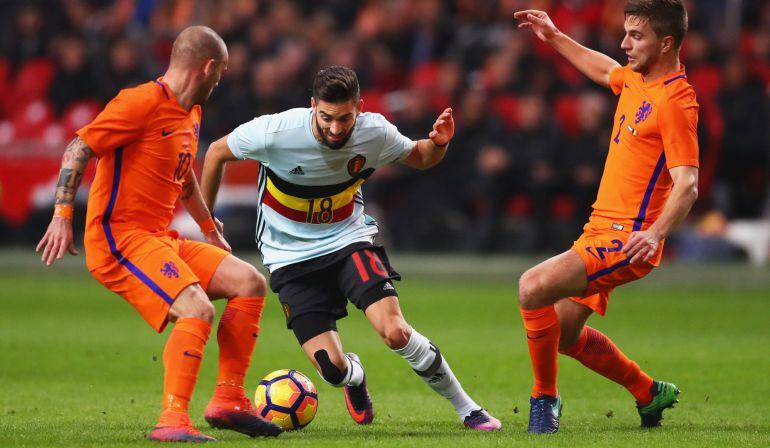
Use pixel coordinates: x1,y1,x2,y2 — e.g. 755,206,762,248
629,52,657,76
315,116,352,150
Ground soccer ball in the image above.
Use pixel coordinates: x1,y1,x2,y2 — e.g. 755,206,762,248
254,369,318,430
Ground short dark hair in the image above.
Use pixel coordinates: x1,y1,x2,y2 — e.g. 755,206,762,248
312,66,360,103
624,0,688,49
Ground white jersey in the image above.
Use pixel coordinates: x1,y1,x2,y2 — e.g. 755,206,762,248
227,107,415,271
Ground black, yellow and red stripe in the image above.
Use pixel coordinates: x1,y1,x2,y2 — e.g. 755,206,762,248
262,169,365,224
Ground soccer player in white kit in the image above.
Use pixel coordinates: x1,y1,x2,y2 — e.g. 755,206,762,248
201,66,501,431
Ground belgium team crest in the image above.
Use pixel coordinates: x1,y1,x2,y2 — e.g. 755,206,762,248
347,154,366,177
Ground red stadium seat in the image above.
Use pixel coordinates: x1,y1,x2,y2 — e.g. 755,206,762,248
360,89,389,118
688,66,722,103
506,194,533,217
61,100,102,134
553,95,580,137
43,122,67,147
550,195,576,220
11,99,54,139
409,61,441,90
6,58,55,115
750,61,770,87
0,59,9,118
491,95,521,130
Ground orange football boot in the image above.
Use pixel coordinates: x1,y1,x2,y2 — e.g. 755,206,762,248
149,410,216,443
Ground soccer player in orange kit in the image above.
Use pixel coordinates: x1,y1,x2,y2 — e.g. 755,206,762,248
36,26,282,442
513,0,699,434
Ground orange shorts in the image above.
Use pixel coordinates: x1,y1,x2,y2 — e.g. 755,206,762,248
88,231,229,332
568,228,663,315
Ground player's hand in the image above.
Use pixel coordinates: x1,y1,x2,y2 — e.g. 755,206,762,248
36,217,79,266
513,10,560,42
622,230,660,265
214,217,224,234
429,108,454,147
205,229,232,253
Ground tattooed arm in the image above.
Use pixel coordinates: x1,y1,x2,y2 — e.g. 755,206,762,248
36,137,95,266
179,169,231,252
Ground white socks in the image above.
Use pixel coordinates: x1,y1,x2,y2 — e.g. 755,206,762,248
316,353,364,387
343,353,365,387
393,329,479,419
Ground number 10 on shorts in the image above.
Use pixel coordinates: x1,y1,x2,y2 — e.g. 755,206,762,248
351,250,388,282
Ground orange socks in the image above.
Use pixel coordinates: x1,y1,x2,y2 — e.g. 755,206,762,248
160,317,211,421
559,326,654,405
213,297,265,398
520,306,560,398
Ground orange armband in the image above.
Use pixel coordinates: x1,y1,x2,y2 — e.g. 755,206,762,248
54,204,74,219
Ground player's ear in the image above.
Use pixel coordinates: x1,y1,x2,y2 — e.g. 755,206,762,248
357,98,363,113
311,97,316,109
661,35,674,55
202,58,215,77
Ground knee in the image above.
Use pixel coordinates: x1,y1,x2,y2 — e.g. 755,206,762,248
558,326,582,350
175,288,216,324
557,312,585,351
238,264,267,297
380,322,411,349
518,270,544,309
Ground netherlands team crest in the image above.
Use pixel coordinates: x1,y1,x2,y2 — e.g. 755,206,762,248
347,154,366,177
635,101,653,124
160,261,179,279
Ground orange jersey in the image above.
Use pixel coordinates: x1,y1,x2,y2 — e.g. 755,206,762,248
77,79,202,269
588,65,699,233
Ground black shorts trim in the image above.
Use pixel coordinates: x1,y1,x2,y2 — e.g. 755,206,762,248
291,312,338,345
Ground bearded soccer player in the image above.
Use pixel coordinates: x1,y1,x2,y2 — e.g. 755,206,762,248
36,26,282,442
513,0,698,434
201,66,501,431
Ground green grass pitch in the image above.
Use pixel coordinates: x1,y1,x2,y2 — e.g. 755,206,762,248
1,251,769,447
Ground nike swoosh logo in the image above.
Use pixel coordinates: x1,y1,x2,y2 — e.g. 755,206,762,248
527,334,546,340
183,350,201,359
162,129,175,136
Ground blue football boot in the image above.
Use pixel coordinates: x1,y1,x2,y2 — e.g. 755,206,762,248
528,395,562,434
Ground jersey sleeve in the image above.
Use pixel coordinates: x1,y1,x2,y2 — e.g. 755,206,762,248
609,65,627,95
659,89,700,169
227,115,270,163
377,116,415,166
76,88,157,157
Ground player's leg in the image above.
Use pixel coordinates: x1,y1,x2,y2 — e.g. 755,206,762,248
517,248,587,434
178,243,282,438
89,235,218,442
276,265,371,425
518,250,587,395
295,317,371,424
364,296,502,431
555,298,593,350
557,296,678,428
564,232,679,427
152,283,218,442
557,298,653,401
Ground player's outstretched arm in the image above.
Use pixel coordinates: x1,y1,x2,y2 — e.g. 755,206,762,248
622,166,698,264
180,169,231,253
402,108,454,170
514,9,620,88
201,135,239,211
36,137,94,266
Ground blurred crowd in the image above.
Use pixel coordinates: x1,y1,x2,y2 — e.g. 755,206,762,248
1,0,769,254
